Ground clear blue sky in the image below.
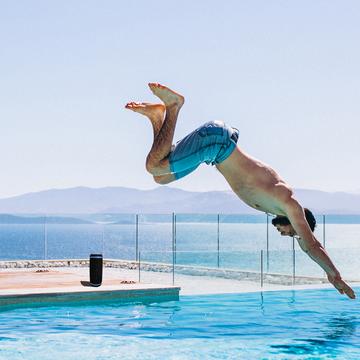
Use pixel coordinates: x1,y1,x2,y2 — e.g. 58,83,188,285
1,0,359,198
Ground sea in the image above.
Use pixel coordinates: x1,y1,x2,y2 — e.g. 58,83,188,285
0,214,359,280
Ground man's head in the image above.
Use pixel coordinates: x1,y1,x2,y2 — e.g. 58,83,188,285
271,208,316,237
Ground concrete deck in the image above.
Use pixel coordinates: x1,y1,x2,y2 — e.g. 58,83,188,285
1,257,358,309
0,268,180,307
1,265,358,309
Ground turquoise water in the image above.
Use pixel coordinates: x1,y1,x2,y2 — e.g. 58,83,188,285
0,288,359,359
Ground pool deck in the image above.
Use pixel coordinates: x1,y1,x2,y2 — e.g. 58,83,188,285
1,266,358,307
0,268,180,307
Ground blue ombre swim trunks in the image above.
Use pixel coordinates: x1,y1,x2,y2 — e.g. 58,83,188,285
168,120,239,180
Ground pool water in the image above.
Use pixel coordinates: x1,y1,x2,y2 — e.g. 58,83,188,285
0,288,359,359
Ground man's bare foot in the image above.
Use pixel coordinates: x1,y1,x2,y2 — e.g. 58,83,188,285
125,102,165,123
148,83,185,109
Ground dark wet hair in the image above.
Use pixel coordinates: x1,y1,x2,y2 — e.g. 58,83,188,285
271,208,316,232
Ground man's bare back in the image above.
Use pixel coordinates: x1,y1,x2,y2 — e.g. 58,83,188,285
216,146,293,216
125,83,355,299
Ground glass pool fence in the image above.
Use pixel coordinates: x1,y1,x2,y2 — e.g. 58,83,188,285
0,213,359,284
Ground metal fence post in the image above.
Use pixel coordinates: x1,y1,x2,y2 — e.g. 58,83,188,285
323,215,326,248
138,251,141,283
217,214,220,268
102,224,105,256
260,250,264,287
174,213,177,264
323,214,326,278
44,214,47,260
135,214,139,261
292,237,296,285
172,213,175,285
266,213,269,272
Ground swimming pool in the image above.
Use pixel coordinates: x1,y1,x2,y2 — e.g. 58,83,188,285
0,287,359,359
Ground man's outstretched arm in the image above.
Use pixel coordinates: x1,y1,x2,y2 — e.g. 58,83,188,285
284,198,356,299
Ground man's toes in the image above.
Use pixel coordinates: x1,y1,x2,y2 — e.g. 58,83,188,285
148,83,161,91
126,102,142,109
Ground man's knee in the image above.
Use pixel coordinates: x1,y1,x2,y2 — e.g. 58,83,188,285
153,174,175,185
146,162,154,175
145,155,161,174
146,156,171,176
145,156,155,174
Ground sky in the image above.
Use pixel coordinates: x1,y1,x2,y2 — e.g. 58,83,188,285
0,0,359,198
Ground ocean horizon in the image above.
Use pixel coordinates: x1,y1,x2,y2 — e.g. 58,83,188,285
1,214,359,280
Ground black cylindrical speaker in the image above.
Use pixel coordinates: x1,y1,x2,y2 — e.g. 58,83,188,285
89,254,103,286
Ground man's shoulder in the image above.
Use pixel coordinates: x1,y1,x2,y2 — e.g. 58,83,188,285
273,182,294,200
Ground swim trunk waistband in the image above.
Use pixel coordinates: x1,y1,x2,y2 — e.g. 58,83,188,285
230,127,239,143
168,121,239,180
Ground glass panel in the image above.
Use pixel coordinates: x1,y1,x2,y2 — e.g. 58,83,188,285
293,249,324,278
0,223,44,260
138,250,173,285
102,214,136,261
46,224,103,259
137,214,173,264
326,247,360,280
1,213,358,286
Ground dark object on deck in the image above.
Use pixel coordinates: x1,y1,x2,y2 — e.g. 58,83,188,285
89,254,103,287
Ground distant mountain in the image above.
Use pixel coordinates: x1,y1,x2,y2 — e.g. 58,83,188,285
293,189,360,214
0,214,92,224
0,186,359,214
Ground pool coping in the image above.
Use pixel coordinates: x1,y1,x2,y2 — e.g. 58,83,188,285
0,267,180,307
1,260,358,304
0,286,180,307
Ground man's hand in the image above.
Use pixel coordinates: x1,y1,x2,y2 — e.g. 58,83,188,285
327,274,356,299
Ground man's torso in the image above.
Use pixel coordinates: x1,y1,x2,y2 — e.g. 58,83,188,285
216,146,293,216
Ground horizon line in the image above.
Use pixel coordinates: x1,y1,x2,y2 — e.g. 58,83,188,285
1,185,360,201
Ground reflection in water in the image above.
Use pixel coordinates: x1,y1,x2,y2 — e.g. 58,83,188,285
287,290,296,307
259,290,296,314
259,292,264,314
271,314,358,356
325,314,357,340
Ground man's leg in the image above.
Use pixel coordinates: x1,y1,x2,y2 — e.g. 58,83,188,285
125,101,176,184
145,83,184,175
125,83,184,182
125,101,165,141
125,83,184,177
